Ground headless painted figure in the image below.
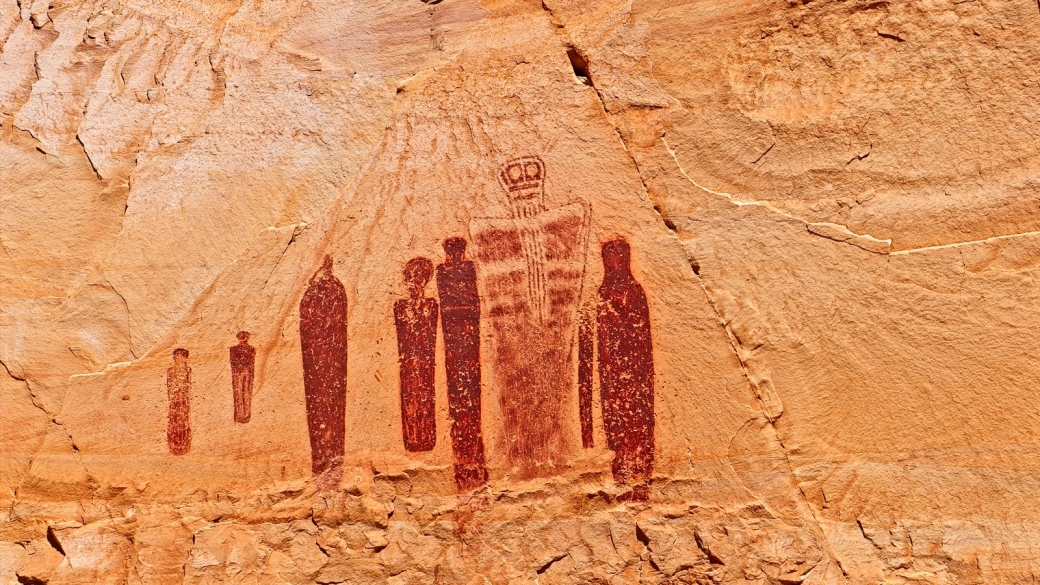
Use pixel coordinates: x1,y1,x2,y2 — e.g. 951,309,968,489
394,257,438,452
299,255,348,482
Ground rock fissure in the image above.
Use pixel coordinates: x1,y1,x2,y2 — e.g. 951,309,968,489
655,124,849,585
891,229,1040,255
101,277,138,361
535,552,568,574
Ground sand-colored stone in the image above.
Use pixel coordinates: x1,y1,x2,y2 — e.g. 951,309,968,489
3,0,1040,583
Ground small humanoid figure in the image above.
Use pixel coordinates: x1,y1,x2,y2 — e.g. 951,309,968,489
230,331,256,424
167,348,192,455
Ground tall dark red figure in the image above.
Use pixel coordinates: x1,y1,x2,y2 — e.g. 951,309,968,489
394,257,438,452
299,255,348,482
577,309,595,449
436,237,488,491
230,331,256,423
587,238,655,500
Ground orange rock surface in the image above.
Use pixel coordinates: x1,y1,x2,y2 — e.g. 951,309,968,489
3,0,1040,583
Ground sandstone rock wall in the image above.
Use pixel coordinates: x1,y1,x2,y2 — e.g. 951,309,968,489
3,0,1040,583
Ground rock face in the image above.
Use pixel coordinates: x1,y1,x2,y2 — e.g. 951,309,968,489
2,0,1040,582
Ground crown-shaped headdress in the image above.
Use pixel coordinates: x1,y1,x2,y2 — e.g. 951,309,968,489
498,156,544,193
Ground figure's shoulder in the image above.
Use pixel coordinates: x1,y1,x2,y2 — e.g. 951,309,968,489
545,200,589,218
469,216,519,237
537,202,589,237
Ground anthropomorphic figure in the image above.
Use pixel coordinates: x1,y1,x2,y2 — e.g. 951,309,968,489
230,331,256,423
580,238,655,501
167,348,192,455
469,156,589,478
436,237,489,491
394,257,438,452
299,255,348,483
577,309,595,450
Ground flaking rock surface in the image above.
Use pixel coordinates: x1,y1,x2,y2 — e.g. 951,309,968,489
2,0,1040,583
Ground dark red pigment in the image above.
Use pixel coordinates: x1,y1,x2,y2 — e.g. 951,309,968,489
230,331,256,424
577,309,595,449
299,255,348,481
595,239,655,500
472,211,586,477
394,257,438,452
436,238,488,491
166,348,192,455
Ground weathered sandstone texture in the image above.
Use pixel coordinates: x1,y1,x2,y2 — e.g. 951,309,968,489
3,0,1040,583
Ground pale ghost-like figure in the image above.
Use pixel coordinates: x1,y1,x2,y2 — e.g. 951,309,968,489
469,156,589,478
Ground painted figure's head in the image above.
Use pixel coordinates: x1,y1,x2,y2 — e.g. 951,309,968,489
403,257,434,297
601,238,632,276
443,237,468,264
498,156,546,218
236,331,250,343
310,255,335,285
173,347,189,365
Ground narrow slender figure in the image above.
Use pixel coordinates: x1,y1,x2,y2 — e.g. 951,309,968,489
166,348,192,455
394,257,438,452
230,331,256,423
596,239,655,500
299,255,348,481
577,307,595,449
436,237,488,491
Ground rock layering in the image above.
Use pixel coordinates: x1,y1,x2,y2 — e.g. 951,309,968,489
2,0,1040,583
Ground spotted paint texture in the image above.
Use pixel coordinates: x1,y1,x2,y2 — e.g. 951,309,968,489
299,255,348,481
230,331,256,424
166,348,192,455
470,157,589,478
394,257,439,452
577,308,595,449
436,238,488,491
596,239,654,499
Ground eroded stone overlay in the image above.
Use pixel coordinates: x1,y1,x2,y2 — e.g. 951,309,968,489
2,0,1040,582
